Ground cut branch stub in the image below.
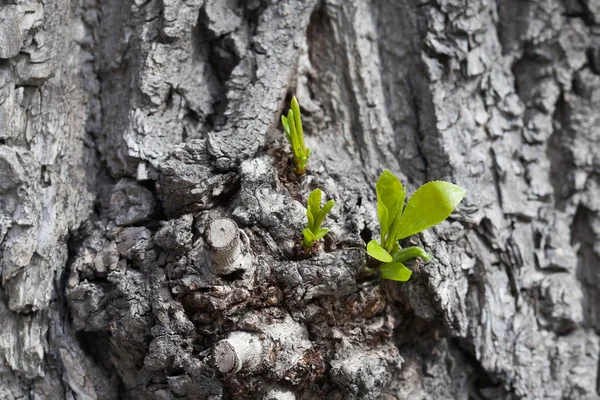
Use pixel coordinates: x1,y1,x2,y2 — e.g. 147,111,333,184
213,331,267,374
205,218,250,275
264,387,296,400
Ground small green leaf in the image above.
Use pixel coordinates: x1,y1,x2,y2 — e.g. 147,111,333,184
393,246,431,263
315,199,335,230
291,96,305,149
287,110,300,158
308,189,322,219
302,188,333,249
376,170,406,250
302,228,315,242
377,200,389,241
314,228,329,240
379,261,412,281
376,170,405,226
281,115,289,133
385,185,406,250
282,116,292,142
367,240,393,263
396,181,466,240
282,96,310,176
307,209,315,232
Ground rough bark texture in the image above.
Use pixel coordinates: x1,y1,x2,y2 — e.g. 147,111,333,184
0,0,599,399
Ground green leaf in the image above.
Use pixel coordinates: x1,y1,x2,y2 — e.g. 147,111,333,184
314,228,329,240
291,96,305,149
308,189,322,222
302,228,315,242
396,181,466,240
393,246,431,263
379,261,412,282
376,170,406,249
307,209,315,232
366,240,393,263
300,156,308,168
282,116,292,142
282,96,310,176
281,115,289,133
377,200,389,241
376,170,405,222
303,189,333,247
287,110,300,158
385,185,406,247
315,199,335,230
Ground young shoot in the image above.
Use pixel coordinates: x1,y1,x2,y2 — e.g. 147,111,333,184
366,170,466,282
303,188,335,249
281,96,310,175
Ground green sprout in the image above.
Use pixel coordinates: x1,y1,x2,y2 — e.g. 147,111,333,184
303,188,335,249
281,96,310,175
366,170,466,281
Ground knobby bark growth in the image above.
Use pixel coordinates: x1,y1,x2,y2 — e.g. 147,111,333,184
0,0,599,399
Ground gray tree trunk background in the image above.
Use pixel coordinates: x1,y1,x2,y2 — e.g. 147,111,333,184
0,0,599,398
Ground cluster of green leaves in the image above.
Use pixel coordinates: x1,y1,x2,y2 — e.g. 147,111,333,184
302,188,335,249
281,96,310,175
281,97,466,279
366,170,466,281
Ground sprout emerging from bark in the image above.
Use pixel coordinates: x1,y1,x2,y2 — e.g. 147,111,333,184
366,170,466,281
281,96,310,175
303,188,334,249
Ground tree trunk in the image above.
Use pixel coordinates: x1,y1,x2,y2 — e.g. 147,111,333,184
1,0,599,398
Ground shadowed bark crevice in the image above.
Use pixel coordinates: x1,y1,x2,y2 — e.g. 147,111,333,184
572,205,600,332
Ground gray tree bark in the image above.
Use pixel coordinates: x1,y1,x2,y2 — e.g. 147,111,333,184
0,0,599,399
